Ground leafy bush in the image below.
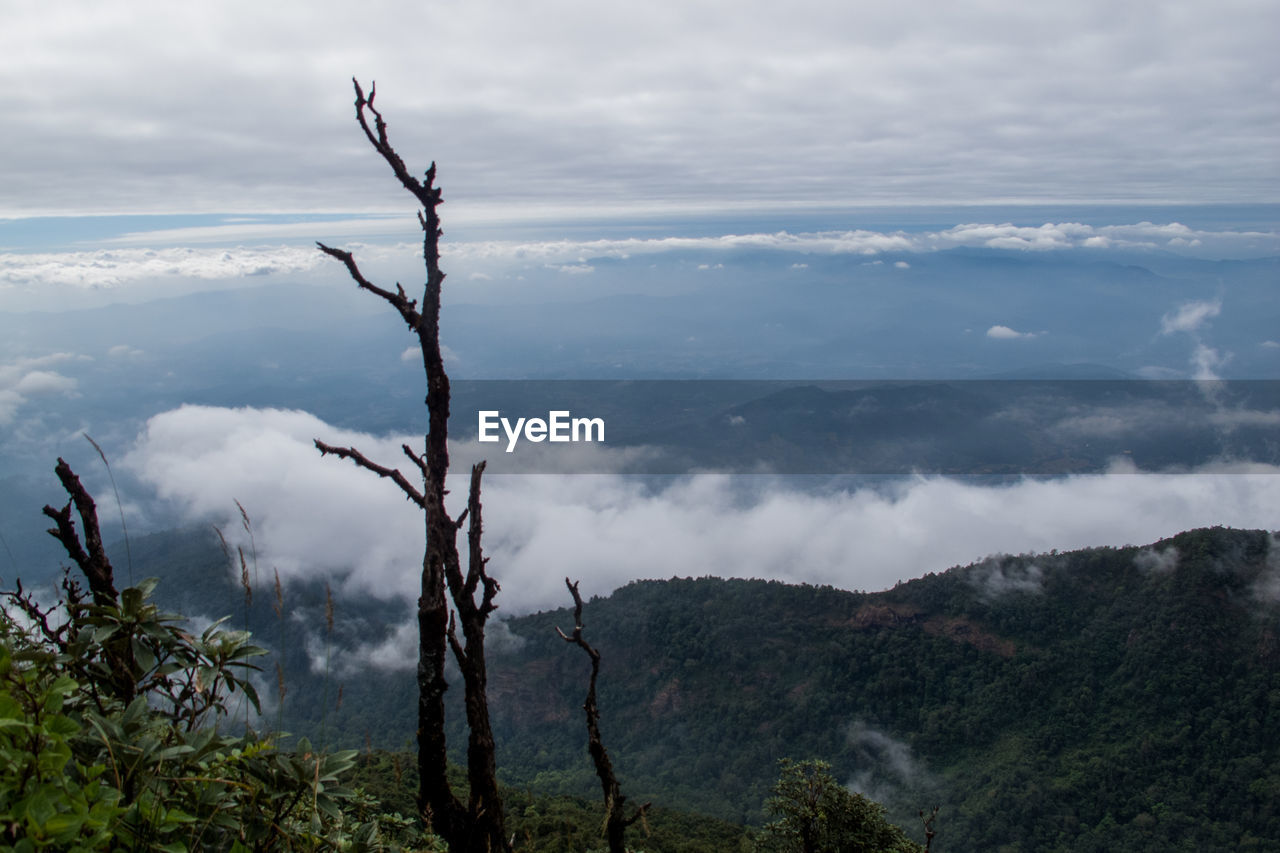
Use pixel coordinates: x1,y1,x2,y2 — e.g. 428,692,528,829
755,759,922,853
0,577,439,851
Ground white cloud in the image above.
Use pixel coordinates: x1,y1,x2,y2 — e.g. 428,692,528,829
334,619,418,675
0,353,85,424
124,405,1280,616
0,352,82,380
14,370,77,395
1160,299,1221,335
123,405,427,599
0,245,326,291
546,263,595,275
444,221,1278,265
971,558,1045,599
1135,545,1178,574
986,325,1036,340
2,219,1274,307
846,720,933,803
939,222,1096,251
1191,344,1229,381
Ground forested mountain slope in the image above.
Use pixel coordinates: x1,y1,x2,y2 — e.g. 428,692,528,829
136,525,1280,851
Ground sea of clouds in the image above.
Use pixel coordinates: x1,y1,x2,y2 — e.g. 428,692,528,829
120,403,1280,618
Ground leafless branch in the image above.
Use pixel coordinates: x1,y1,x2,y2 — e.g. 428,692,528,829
314,439,427,508
558,578,649,853
352,78,444,218
402,444,429,479
921,805,940,851
315,242,420,328
2,578,65,647
42,458,117,606
38,458,136,702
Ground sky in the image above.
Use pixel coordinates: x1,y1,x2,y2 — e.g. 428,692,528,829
2,0,1277,223
2,0,1278,620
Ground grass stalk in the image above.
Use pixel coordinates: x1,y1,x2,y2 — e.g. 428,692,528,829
272,568,286,734
322,581,334,750
84,433,133,586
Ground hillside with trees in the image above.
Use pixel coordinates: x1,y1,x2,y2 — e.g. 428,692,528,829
486,525,1280,850
109,522,1280,851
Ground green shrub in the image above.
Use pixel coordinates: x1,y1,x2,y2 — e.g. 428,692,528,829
0,578,440,851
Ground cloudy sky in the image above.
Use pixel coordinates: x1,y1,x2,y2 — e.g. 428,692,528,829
3,0,1277,221
3,0,1278,617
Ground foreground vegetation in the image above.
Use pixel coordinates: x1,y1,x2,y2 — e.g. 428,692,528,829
0,507,914,850
0,584,906,851
0,575,429,851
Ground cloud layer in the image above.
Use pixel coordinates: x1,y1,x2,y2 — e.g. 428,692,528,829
3,219,1273,307
124,405,1280,616
0,246,326,291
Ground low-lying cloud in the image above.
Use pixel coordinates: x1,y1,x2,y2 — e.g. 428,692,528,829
0,245,326,291
444,220,1278,266
1161,299,1221,335
986,325,1037,340
846,720,934,805
1256,534,1280,604
0,352,85,425
123,405,1280,617
971,557,1046,600
1134,545,1179,574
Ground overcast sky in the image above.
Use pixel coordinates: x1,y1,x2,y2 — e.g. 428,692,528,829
3,1,1278,613
3,0,1277,219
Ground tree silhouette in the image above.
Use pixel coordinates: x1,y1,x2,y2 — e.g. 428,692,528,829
557,578,650,853
314,78,508,853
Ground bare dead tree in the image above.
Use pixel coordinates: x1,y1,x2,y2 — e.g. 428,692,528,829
40,457,137,704
557,578,650,853
314,79,508,853
44,458,119,607
920,805,939,852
